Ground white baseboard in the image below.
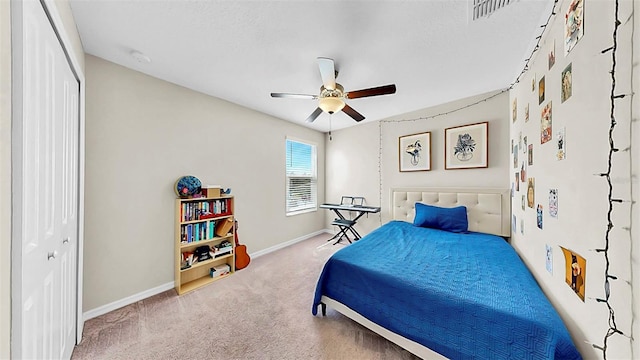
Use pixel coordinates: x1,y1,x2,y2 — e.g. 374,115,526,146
82,281,175,321
249,229,332,258
82,229,332,321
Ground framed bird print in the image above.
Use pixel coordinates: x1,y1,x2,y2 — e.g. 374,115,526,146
399,131,431,172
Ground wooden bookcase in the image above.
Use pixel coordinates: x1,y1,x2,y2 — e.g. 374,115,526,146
175,194,235,295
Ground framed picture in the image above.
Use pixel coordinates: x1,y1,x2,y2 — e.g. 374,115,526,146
445,122,488,170
399,131,431,172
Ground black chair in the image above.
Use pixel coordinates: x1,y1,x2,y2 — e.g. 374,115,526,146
328,196,364,244
330,218,357,244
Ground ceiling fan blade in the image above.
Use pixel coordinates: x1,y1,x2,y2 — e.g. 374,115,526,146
317,57,336,90
305,107,324,123
342,104,365,122
271,93,317,100
346,84,396,99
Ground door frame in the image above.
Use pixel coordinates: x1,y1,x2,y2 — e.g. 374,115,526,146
10,0,85,354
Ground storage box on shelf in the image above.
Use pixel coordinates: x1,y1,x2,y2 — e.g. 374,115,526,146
175,195,235,295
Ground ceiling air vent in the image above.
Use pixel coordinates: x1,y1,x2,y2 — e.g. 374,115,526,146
471,0,514,20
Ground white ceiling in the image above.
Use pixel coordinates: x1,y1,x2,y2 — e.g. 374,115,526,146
70,0,552,132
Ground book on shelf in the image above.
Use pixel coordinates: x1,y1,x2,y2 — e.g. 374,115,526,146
181,219,219,244
181,251,196,268
181,198,231,223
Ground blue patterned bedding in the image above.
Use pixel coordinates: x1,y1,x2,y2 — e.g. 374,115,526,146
312,221,581,359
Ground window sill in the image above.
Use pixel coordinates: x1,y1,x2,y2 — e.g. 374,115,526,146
286,207,317,217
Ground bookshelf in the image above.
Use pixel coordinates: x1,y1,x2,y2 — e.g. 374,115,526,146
175,193,235,295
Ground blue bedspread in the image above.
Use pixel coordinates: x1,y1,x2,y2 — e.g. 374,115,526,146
312,221,581,360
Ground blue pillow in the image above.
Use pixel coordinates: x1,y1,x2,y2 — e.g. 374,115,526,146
413,203,468,233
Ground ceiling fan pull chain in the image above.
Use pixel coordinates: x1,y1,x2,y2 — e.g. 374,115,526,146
329,113,333,141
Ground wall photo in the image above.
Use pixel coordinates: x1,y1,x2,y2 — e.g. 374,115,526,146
560,247,586,302
561,63,573,103
564,0,584,55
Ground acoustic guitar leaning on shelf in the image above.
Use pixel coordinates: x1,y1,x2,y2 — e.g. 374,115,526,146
234,220,250,270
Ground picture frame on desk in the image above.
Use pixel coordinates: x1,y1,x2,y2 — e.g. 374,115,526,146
399,131,431,172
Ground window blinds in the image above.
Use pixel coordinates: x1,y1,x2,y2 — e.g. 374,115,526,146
286,139,317,213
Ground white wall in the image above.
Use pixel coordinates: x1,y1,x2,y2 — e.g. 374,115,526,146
509,0,636,358
0,0,12,357
84,55,326,312
326,90,510,235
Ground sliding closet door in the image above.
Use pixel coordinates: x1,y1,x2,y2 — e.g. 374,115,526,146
12,0,80,359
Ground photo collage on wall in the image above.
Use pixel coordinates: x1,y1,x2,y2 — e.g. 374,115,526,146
509,0,585,296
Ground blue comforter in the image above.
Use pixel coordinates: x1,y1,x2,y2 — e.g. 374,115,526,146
312,221,581,360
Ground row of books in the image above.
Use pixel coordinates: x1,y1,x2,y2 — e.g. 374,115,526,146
180,199,231,222
180,221,216,243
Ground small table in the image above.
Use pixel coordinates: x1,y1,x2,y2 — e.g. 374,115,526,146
320,203,381,244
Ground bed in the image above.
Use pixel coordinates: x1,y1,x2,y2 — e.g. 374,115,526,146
312,188,581,359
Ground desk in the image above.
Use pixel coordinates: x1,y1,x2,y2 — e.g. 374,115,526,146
320,203,381,244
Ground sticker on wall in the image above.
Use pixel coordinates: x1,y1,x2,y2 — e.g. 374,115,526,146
561,63,573,103
537,204,543,229
549,189,559,218
520,162,526,183
527,178,535,208
521,194,526,211
520,219,524,235
512,215,517,232
557,128,566,160
564,0,584,56
548,39,556,70
515,173,520,191
538,76,546,105
518,131,523,150
528,144,534,166
541,101,552,144
513,144,519,168
545,244,553,274
523,136,528,154
512,98,518,122
525,103,530,123
560,247,586,302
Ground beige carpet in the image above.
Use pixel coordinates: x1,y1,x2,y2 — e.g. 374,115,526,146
72,234,421,360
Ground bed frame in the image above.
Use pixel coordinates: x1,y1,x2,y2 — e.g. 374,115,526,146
320,187,511,359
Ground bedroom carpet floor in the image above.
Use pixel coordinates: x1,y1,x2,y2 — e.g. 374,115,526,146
71,233,421,360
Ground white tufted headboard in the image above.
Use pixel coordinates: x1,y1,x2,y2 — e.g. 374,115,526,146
391,187,511,237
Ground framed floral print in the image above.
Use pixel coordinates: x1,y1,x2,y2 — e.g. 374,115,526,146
445,122,488,170
399,131,431,172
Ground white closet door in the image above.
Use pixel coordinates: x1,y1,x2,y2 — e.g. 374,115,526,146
14,0,79,359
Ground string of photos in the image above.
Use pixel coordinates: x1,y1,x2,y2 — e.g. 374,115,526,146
374,1,635,358
592,0,633,358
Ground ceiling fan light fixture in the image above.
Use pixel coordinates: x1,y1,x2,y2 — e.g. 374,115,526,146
318,97,345,114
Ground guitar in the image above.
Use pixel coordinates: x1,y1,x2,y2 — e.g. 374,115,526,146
234,220,250,270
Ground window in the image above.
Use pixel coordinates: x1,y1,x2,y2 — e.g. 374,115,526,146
286,138,317,215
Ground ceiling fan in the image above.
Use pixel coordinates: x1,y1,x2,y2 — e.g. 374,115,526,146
270,57,396,123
